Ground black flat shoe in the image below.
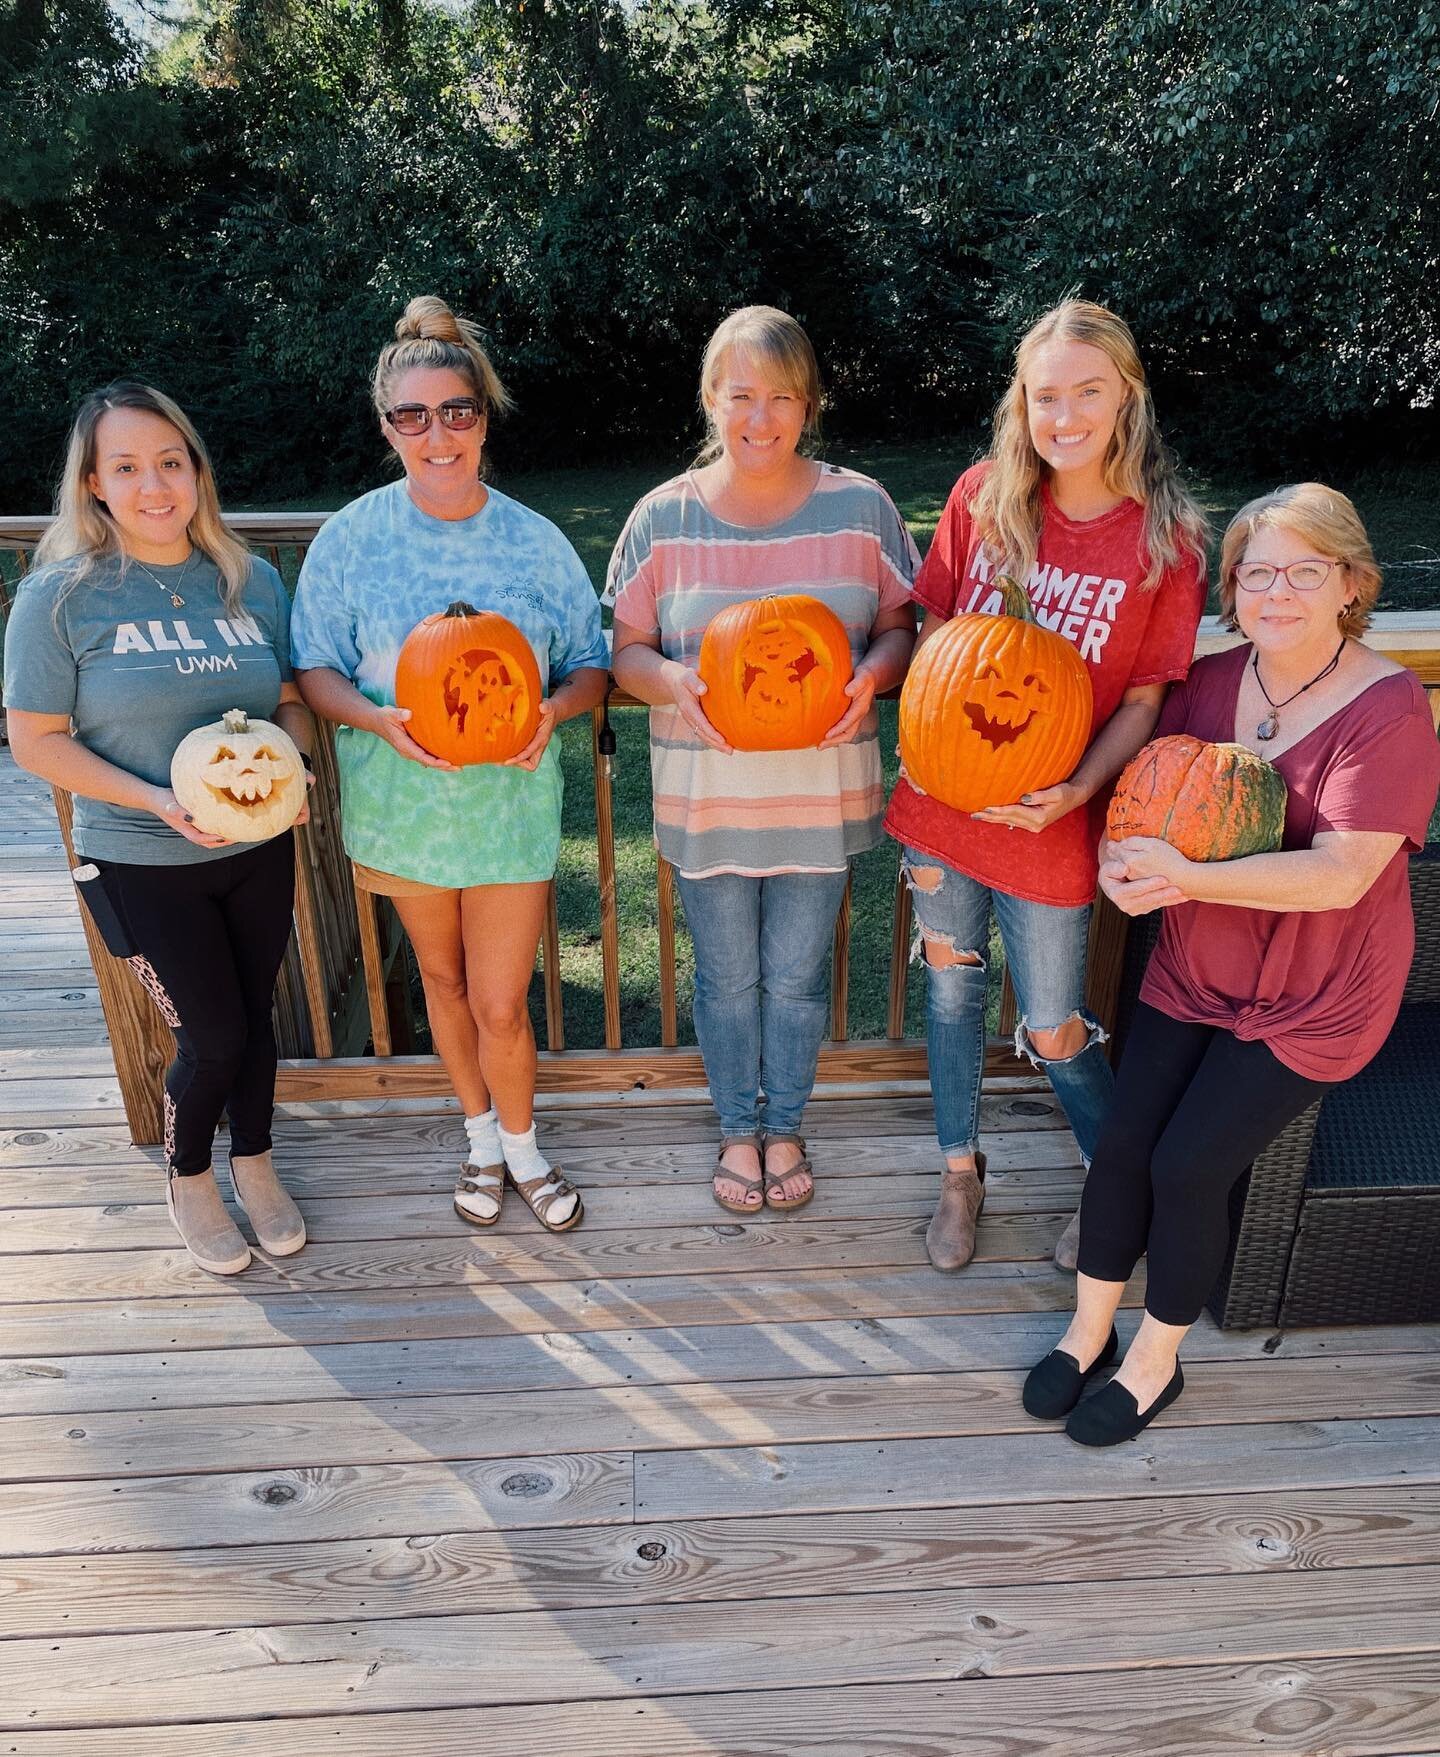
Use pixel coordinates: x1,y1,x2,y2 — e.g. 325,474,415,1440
1021,1325,1119,1420
1065,1362,1185,1447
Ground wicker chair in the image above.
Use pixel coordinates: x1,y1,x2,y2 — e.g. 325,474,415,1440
1111,845,1440,1330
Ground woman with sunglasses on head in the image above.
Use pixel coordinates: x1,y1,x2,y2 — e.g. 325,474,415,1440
292,296,608,1233
886,300,1208,1276
1023,484,1439,1445
3,382,313,1275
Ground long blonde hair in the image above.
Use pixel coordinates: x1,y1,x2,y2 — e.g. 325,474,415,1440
372,295,513,421
973,300,1206,591
1219,483,1381,640
34,382,255,618
696,305,823,465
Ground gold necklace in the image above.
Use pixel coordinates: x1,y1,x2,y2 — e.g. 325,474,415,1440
129,550,197,609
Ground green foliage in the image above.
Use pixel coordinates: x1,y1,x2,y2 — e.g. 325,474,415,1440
1,0,1436,512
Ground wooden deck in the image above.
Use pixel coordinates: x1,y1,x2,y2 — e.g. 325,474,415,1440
3,746,1440,1754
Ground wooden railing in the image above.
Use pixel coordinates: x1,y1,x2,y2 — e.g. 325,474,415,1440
4,513,1439,1145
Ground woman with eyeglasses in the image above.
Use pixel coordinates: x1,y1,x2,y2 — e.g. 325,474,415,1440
1023,484,1439,1446
292,296,608,1233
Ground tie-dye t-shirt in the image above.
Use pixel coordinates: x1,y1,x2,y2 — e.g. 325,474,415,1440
291,481,608,888
605,466,918,878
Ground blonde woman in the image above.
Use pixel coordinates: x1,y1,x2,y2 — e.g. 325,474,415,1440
1026,485,1439,1443
609,307,917,1212
292,297,608,1233
885,301,1208,1273
2,382,312,1275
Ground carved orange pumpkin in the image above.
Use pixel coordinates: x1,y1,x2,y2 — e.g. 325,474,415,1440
394,602,542,766
898,577,1093,811
1107,734,1287,860
171,708,305,841
697,595,854,751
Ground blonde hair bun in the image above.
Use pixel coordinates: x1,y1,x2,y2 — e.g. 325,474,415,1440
374,295,514,420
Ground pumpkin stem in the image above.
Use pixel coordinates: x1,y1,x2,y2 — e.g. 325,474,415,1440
444,601,480,619
994,576,1037,624
221,709,251,734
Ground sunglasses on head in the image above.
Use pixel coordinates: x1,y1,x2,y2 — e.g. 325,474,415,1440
382,398,484,436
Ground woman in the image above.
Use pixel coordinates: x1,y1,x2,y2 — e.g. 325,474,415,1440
292,296,608,1232
608,306,917,1212
885,301,1208,1273
1024,483,1440,1444
3,382,312,1275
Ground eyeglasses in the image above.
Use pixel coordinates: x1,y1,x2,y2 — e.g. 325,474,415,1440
382,399,484,436
1234,558,1347,594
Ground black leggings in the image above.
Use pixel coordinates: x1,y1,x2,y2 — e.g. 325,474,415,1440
1078,1003,1330,1325
96,835,295,1175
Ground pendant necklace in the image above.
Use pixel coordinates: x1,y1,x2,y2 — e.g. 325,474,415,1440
1251,639,1346,742
130,550,197,609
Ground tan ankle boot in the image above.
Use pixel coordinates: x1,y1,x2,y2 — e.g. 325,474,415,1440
230,1150,307,1256
925,1151,987,1272
166,1169,251,1275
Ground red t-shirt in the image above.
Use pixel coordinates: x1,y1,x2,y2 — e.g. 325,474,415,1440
885,461,1207,906
1140,647,1440,1083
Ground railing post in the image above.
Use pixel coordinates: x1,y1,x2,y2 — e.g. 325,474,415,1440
52,788,171,1145
592,696,623,1050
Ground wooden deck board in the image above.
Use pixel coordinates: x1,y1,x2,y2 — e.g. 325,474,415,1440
3,749,1439,1750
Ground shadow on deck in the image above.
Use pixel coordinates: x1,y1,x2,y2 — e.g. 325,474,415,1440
2,753,1440,1753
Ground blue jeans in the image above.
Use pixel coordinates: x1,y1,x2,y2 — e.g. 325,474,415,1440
675,867,851,1139
901,848,1114,1163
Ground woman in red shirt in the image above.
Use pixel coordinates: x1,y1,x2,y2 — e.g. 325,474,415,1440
1025,483,1440,1445
886,301,1207,1274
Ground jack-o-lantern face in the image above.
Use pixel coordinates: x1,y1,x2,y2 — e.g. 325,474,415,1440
171,710,306,842
898,578,1094,812
698,594,854,752
395,603,543,766
962,659,1053,748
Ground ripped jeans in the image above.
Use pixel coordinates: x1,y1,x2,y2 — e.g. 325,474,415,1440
901,848,1114,1163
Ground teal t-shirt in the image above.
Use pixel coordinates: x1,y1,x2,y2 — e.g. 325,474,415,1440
289,480,609,887
2,551,292,865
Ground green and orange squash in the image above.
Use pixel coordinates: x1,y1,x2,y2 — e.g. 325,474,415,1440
1107,734,1287,860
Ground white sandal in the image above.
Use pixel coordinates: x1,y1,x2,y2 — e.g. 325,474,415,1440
454,1162,504,1227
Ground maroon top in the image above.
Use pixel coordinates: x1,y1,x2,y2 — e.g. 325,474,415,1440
1139,646,1440,1082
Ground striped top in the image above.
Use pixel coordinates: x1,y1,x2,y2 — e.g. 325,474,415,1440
604,465,919,878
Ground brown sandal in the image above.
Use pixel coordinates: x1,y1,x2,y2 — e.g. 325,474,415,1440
762,1132,815,1212
454,1162,505,1228
713,1132,765,1214
507,1163,584,1233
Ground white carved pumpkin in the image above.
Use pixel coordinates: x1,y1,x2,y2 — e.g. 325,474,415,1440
170,708,305,842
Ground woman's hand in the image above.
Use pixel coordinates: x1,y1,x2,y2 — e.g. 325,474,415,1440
149,787,233,849
665,661,732,753
370,705,456,771
1098,835,1191,915
971,779,1085,833
292,767,317,826
504,699,558,772
820,670,877,749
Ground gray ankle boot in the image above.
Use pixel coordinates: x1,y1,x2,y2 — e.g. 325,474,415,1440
230,1150,307,1256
